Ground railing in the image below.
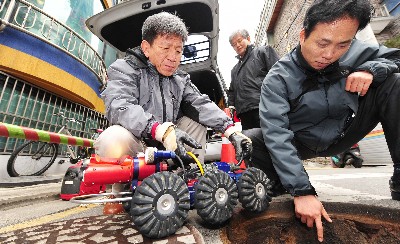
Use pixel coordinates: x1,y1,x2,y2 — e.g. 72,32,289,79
0,0,5,13
0,122,94,147
0,71,109,155
0,0,107,90
373,4,391,18
181,39,211,64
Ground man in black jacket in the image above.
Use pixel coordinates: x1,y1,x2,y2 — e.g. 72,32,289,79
228,29,279,130
243,0,400,242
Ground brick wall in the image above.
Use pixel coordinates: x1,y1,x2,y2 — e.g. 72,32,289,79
268,0,399,56
269,0,313,57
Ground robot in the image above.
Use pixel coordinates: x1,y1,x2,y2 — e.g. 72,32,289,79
61,147,273,239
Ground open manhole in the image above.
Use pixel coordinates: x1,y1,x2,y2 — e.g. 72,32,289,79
224,201,400,243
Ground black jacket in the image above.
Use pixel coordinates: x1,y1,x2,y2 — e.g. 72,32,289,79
228,44,279,116
260,39,400,195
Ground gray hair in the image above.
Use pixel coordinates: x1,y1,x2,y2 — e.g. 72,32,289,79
229,29,250,44
142,12,188,44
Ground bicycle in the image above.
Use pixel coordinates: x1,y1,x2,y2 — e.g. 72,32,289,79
7,112,103,177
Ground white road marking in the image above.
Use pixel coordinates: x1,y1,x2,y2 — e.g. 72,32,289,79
310,172,391,181
309,172,392,202
311,181,391,202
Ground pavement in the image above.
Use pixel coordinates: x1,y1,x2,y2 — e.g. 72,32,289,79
0,175,63,188
0,175,63,208
0,160,330,206
2,161,400,243
1,160,391,208
0,161,332,208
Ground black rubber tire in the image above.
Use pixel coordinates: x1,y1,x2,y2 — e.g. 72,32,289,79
7,141,58,177
330,155,345,168
87,147,96,156
333,155,346,168
195,170,238,225
130,172,190,239
352,158,363,168
237,167,273,212
77,146,89,159
122,184,132,214
330,158,339,168
122,200,131,214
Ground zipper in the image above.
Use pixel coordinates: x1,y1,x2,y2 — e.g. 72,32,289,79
171,92,177,121
316,78,330,154
323,82,329,113
159,77,166,122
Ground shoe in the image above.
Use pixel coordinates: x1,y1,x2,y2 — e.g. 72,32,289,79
389,176,400,201
269,180,288,197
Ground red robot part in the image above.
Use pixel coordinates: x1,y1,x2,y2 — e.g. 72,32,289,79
60,160,106,200
82,154,168,186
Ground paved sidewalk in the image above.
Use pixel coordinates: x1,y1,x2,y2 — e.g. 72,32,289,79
0,175,63,188
0,175,63,207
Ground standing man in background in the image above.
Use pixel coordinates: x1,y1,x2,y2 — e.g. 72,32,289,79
228,29,279,130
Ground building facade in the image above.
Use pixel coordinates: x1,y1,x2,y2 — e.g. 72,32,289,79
0,0,118,155
371,0,400,43
256,0,400,56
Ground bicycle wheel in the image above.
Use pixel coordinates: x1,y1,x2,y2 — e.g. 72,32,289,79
7,141,58,177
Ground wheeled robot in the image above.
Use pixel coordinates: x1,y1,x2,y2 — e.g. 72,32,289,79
61,147,273,239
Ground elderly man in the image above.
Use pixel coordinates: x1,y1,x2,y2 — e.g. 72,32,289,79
95,12,252,213
228,29,278,130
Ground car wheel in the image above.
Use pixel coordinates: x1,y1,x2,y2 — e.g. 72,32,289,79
352,158,363,168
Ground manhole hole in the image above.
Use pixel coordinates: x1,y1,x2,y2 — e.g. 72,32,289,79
224,201,400,243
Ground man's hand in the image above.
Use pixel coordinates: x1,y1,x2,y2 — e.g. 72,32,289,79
294,195,332,242
228,132,252,161
155,122,201,158
224,124,252,161
345,71,373,96
174,128,202,158
155,122,177,151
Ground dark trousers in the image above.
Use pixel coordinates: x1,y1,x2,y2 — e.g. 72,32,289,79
238,109,261,130
243,73,400,182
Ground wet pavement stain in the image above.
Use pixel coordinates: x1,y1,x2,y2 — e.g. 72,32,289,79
224,201,400,244
0,214,204,244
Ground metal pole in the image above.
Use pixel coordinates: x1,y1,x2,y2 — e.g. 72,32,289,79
0,122,94,147
0,0,17,30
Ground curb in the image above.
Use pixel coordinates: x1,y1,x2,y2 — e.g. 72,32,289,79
0,176,63,207
0,175,63,188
